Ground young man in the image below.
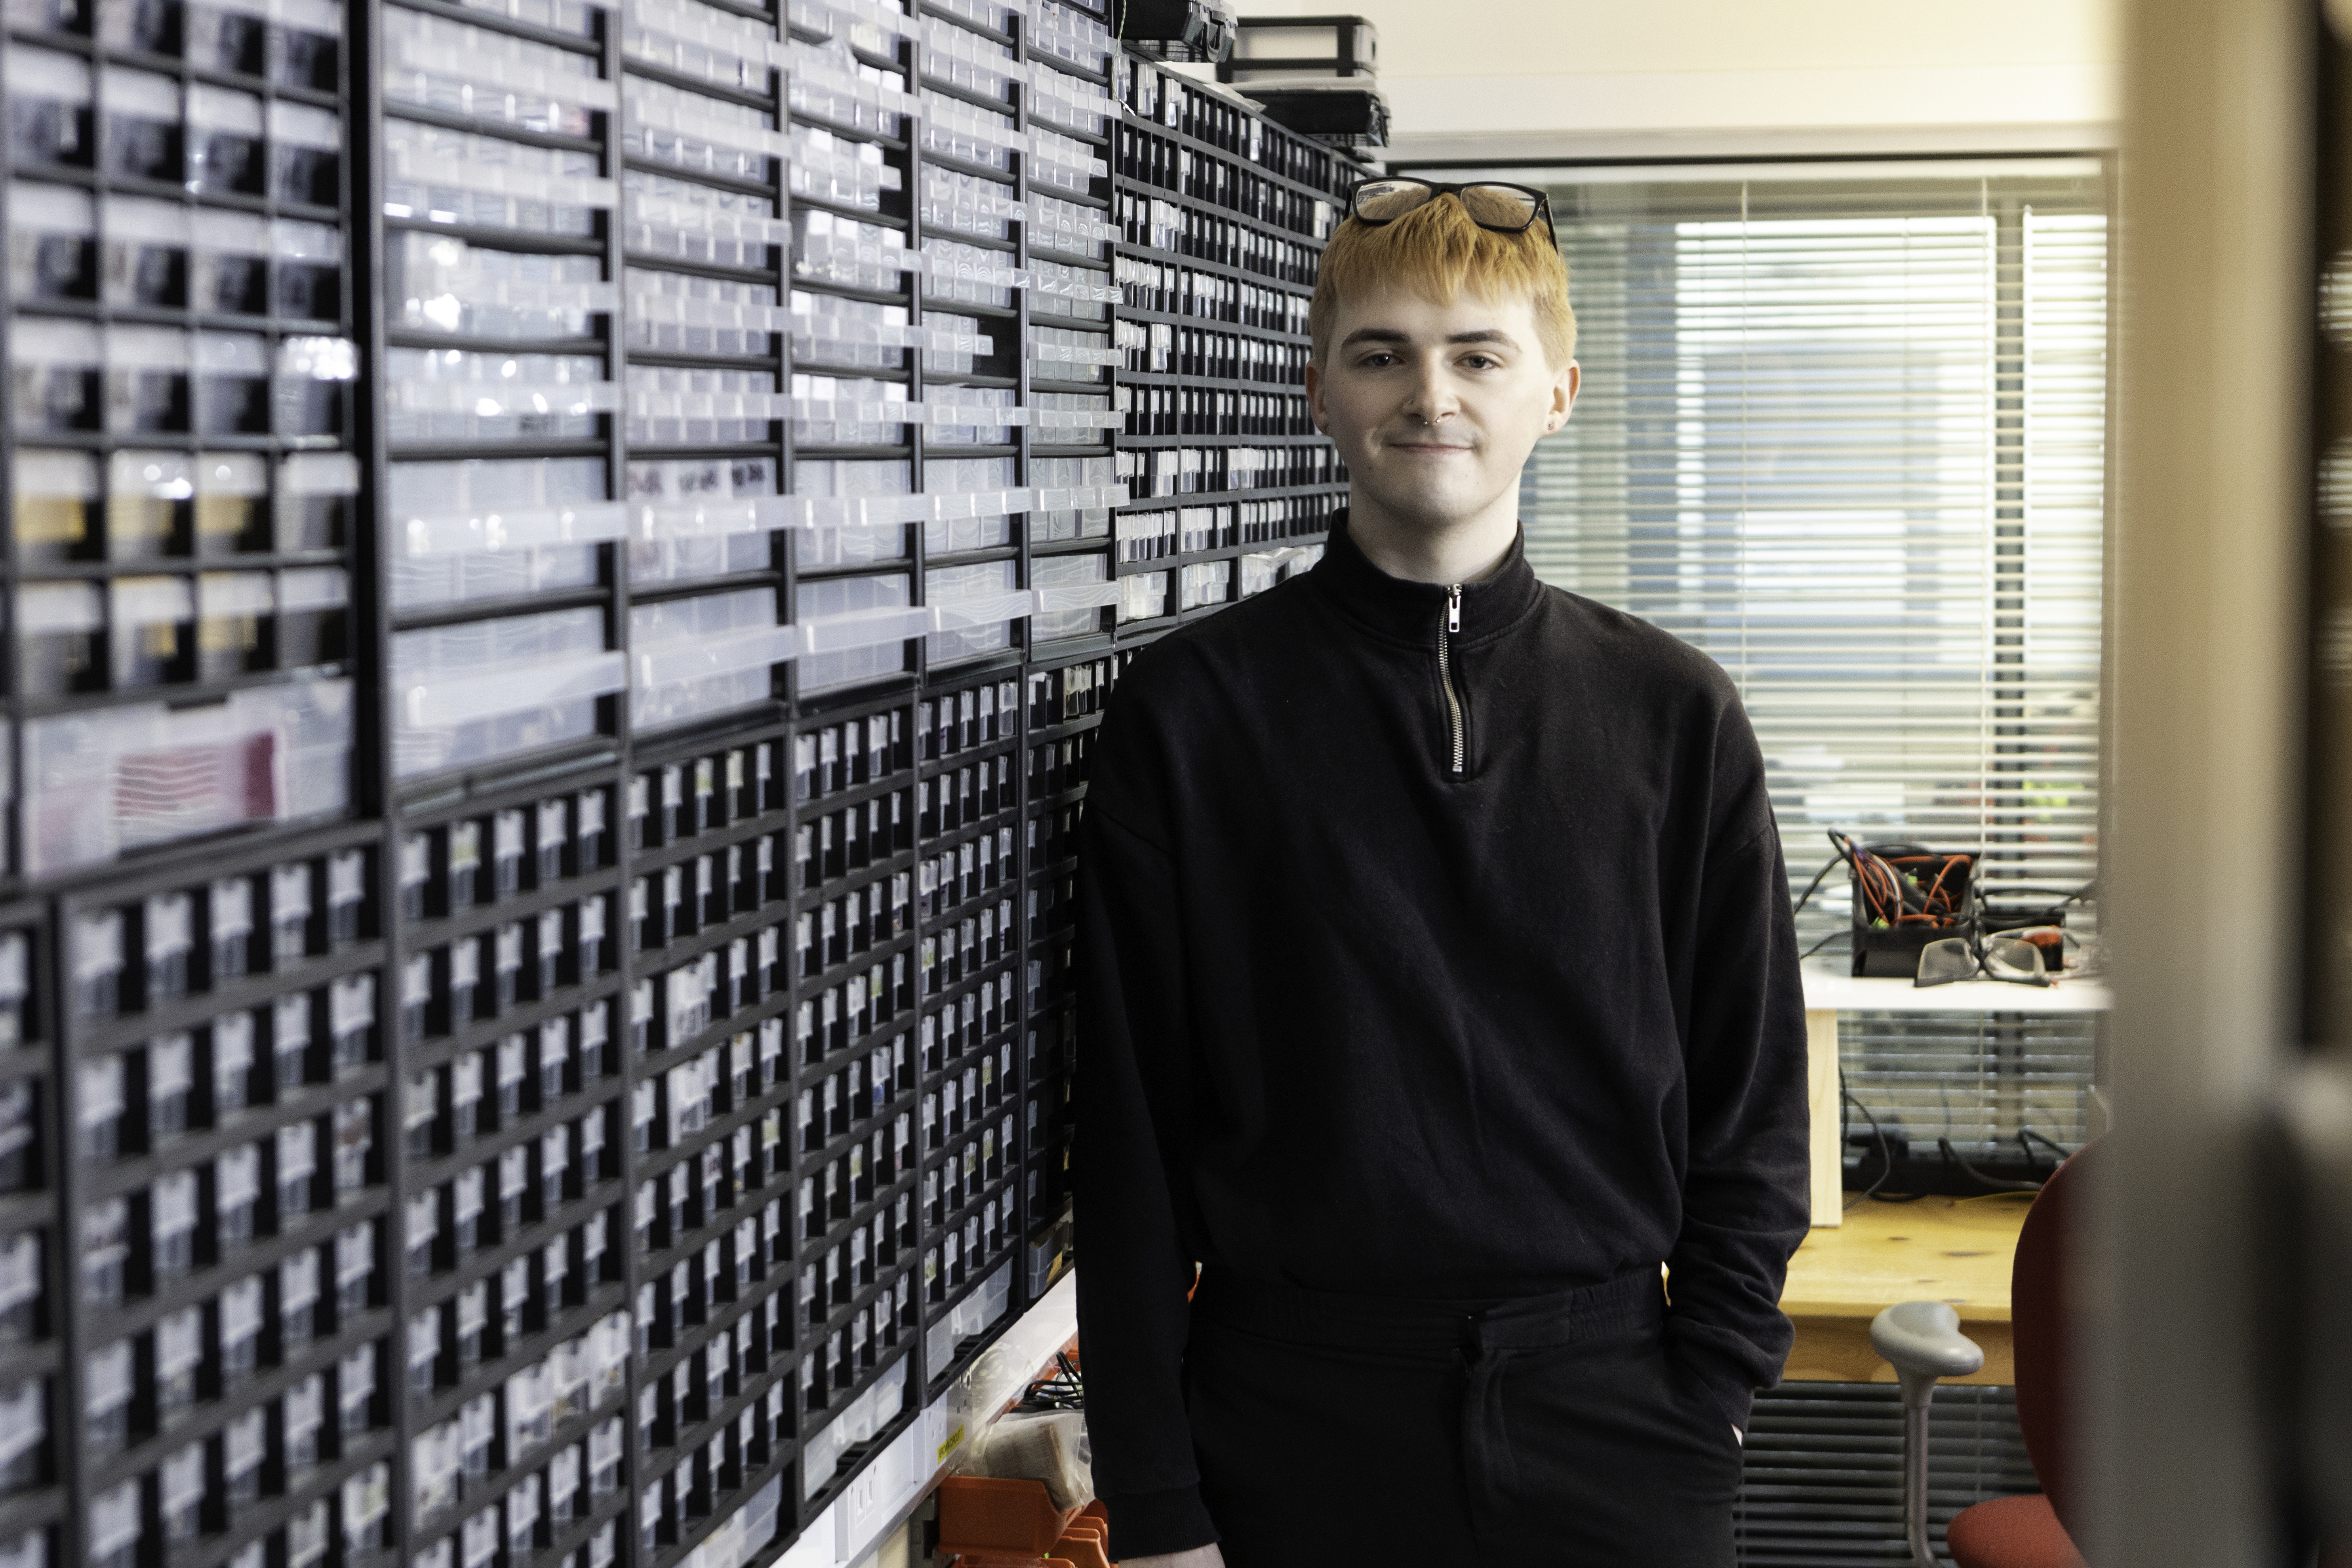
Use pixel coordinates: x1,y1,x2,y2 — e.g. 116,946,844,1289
1072,182,1811,1568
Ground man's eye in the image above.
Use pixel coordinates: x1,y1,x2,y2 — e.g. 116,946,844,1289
1360,352,1395,368
1463,354,1499,370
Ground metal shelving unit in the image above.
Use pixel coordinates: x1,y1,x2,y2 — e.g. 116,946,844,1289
0,1,1360,1564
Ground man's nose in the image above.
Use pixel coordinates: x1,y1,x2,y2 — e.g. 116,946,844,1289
1400,361,1460,423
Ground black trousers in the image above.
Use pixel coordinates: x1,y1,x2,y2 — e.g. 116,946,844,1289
1183,1269,1743,1566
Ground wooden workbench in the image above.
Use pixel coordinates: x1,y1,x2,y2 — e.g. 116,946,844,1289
1781,1194,2030,1384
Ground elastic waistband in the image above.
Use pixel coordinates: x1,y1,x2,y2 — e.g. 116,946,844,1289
1190,1266,1664,1357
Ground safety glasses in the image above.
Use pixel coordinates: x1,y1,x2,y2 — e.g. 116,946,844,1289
1914,926,2083,989
1348,177,1554,235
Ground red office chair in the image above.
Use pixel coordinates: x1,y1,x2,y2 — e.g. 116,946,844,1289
1869,1145,2091,1568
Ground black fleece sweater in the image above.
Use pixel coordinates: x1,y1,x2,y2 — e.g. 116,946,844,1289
1072,512,1811,1559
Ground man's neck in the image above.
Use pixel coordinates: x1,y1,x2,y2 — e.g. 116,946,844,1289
1345,494,1520,587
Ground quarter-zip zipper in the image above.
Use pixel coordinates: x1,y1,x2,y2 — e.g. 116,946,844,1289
1438,583,1466,777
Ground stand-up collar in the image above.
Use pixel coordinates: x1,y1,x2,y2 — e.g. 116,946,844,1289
1309,508,1546,647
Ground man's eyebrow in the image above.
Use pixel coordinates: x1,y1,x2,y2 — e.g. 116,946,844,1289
1335,327,1524,350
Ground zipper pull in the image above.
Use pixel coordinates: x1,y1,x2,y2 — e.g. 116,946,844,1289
1446,584,1463,635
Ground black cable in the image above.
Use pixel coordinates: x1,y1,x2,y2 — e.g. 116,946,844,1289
1015,1349,1085,1411
1799,928,1851,962
1840,1073,1921,1203
1791,852,1842,917
1839,1081,1893,1201
2019,1127,2073,1166
1980,882,2096,932
1938,1136,2043,1194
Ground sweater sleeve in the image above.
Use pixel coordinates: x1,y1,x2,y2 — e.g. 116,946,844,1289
1663,809,1813,1433
1072,800,1220,1559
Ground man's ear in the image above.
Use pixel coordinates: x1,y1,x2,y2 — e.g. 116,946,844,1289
1306,359,1327,434
1541,360,1580,436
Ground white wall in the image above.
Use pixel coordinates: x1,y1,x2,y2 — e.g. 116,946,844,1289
1225,0,2122,164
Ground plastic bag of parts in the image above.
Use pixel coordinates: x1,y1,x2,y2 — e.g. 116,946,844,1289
971,1409,1093,1510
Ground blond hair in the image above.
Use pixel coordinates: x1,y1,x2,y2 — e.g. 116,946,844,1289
1309,194,1576,368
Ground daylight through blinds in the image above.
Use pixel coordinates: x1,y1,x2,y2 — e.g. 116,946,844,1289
1503,164,2110,958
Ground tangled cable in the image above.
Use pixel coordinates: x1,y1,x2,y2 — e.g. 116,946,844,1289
1015,1351,1085,1412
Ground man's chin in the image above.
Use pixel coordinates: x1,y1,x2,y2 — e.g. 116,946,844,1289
1350,479,1502,531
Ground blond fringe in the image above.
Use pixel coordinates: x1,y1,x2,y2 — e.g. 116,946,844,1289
1309,195,1577,367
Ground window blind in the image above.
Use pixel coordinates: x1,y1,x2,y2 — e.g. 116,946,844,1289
1468,163,2110,959
1394,162,2116,1164
1836,1010,2098,1162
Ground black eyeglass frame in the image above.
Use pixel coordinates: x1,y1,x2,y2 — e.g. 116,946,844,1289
1346,177,1556,235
